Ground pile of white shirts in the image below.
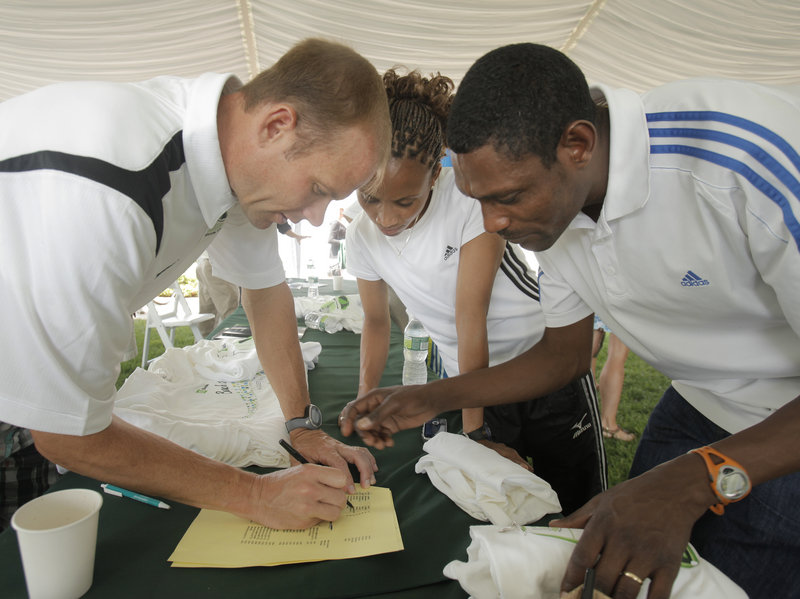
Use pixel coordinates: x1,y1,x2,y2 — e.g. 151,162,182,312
114,339,321,468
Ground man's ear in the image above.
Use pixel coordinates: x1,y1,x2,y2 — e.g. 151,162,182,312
558,120,596,167
258,104,298,145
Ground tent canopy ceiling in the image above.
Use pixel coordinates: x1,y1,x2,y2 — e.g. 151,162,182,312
2,0,799,103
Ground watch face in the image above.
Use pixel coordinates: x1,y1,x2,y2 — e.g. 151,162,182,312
286,404,324,432
308,404,323,428
718,465,750,499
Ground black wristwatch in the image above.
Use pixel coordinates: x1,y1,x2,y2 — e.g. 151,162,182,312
463,423,492,442
285,404,323,433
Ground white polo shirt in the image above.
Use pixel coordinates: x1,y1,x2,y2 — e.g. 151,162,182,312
0,74,284,436
536,79,800,434
346,167,543,376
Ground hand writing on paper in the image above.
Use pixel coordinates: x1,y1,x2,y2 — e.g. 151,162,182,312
339,384,440,449
169,487,403,568
289,428,378,493
252,465,350,530
551,454,715,598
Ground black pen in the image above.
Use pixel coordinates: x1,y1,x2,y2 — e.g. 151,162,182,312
279,439,355,510
581,567,596,599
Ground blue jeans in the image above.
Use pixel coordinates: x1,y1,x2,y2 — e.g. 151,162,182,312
630,386,800,599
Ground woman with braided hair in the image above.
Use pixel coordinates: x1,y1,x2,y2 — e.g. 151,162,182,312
344,68,607,514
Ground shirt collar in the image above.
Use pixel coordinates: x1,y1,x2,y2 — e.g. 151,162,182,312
183,73,241,229
591,83,651,222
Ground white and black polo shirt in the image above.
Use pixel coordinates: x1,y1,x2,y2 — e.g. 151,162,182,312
0,73,282,435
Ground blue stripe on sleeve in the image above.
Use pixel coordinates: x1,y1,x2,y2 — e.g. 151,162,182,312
646,111,800,173
650,143,800,251
649,127,800,207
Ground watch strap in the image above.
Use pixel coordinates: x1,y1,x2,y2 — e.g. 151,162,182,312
285,404,322,433
689,446,751,515
464,423,492,442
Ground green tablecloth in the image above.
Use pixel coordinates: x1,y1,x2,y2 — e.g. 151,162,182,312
0,279,478,598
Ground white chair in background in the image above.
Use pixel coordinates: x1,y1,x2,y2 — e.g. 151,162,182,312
141,282,214,368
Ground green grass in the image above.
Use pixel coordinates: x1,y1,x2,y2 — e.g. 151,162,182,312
115,319,197,389
594,344,671,487
117,320,669,488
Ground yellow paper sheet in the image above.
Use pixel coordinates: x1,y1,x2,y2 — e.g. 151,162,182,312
169,486,403,568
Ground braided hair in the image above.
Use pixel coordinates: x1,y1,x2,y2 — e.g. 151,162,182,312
383,68,454,170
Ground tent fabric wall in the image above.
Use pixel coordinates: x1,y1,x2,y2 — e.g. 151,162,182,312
2,0,800,104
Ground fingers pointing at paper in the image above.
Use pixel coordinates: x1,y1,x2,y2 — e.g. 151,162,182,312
339,384,440,449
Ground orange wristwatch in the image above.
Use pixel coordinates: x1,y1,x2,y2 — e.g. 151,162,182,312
689,446,751,515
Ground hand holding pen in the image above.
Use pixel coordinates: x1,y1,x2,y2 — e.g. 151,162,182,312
280,439,355,510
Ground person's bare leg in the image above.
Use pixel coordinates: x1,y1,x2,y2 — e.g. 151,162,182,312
591,328,605,385
599,333,633,441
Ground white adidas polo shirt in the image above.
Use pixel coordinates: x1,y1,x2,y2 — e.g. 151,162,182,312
347,167,544,377
0,74,284,436
537,79,800,434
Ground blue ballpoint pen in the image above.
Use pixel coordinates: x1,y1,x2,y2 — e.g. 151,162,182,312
101,483,171,510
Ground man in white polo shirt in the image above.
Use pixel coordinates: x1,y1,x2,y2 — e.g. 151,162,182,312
340,44,799,598
0,38,389,531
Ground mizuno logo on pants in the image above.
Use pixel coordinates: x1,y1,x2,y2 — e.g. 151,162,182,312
572,413,591,439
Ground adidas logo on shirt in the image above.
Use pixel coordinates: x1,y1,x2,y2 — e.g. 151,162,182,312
443,245,457,261
681,270,710,286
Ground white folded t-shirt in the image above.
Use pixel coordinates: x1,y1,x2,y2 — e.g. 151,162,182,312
444,525,747,599
415,432,561,527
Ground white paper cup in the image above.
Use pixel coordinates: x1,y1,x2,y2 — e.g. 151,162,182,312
11,489,103,599
332,275,343,291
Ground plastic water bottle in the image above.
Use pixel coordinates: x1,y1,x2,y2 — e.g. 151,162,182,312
306,259,319,298
304,311,344,334
402,314,429,385
304,311,328,332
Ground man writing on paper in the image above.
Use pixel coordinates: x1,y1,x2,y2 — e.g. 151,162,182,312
340,43,800,598
0,38,388,530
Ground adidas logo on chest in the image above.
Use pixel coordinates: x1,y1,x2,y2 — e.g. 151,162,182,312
681,270,710,286
443,245,457,261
